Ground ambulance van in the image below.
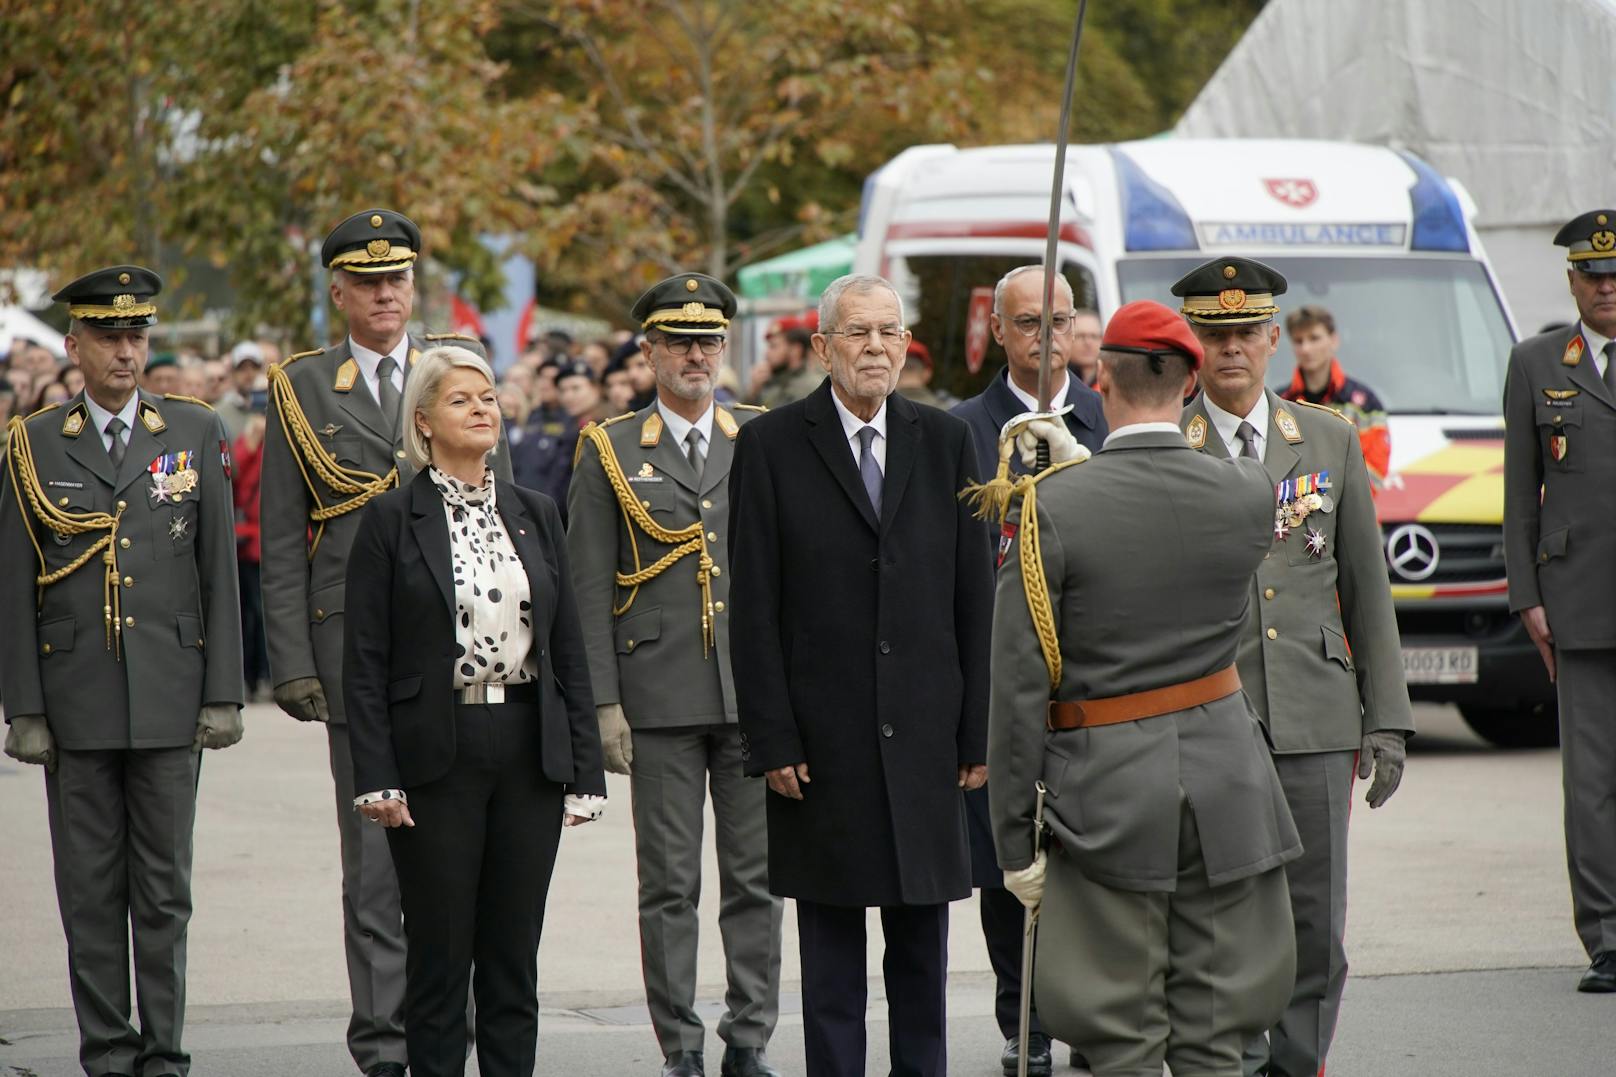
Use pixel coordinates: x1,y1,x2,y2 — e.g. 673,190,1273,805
854,138,1554,746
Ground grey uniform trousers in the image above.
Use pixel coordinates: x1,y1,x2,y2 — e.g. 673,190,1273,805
629,725,782,1055
1244,750,1356,1077
1037,793,1295,1077
46,747,199,1077
1556,649,1616,959
327,722,408,1070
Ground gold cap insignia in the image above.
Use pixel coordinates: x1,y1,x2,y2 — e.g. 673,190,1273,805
118,272,131,285
685,278,700,292
1599,214,1609,226
366,238,391,258
1592,230,1615,253
370,214,384,227
1218,289,1246,310
1222,265,1238,280
682,301,706,316
1185,413,1207,449
1275,410,1303,443
113,294,135,310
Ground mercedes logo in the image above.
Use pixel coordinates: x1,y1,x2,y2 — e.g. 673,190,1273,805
1386,523,1440,582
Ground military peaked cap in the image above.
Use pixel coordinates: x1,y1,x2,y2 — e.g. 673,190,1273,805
321,208,420,274
53,265,162,328
1554,210,1616,274
1171,256,1288,326
631,273,736,336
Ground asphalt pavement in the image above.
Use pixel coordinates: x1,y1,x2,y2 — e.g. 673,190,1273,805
3,703,1613,1075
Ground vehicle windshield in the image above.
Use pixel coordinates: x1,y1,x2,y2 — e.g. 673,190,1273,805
1116,256,1515,414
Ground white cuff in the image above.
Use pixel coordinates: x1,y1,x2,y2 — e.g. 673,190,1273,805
353,789,407,808
564,793,605,821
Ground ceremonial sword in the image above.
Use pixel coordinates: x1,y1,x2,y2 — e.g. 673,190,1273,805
1017,780,1050,1077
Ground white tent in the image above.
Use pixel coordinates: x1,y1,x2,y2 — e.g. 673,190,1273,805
1175,0,1616,334
0,305,66,358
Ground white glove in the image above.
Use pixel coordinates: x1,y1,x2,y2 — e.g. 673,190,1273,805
1015,419,1089,469
597,703,633,775
1003,851,1047,910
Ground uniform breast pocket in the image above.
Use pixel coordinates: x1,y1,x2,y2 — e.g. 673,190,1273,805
317,434,365,469
1535,402,1582,472
635,481,677,517
157,493,201,557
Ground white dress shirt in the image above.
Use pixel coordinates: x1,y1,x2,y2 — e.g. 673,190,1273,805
1005,370,1073,414
82,392,140,454
656,399,715,462
348,335,409,408
1581,322,1615,380
830,389,888,473
1203,391,1271,462
1102,421,1185,450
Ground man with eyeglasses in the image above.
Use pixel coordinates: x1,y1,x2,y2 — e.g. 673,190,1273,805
567,274,783,1077
951,264,1107,1077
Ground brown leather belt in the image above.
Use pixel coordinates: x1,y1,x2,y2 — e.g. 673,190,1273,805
1047,665,1241,731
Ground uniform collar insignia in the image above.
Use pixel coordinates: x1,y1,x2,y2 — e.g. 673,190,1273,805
334,357,359,392
640,411,664,447
1274,408,1303,443
61,403,87,438
714,407,739,439
139,399,166,434
1563,336,1584,366
1185,413,1207,449
408,347,420,367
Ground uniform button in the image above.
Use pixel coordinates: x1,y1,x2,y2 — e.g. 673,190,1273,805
879,641,891,655
172,494,182,504
709,565,721,577
714,601,726,612
41,643,52,655
626,639,635,651
702,499,714,509
1552,415,1563,425
642,499,652,508
870,558,880,571
396,449,408,458
1266,628,1278,640
57,496,69,507
1539,552,1549,563
707,531,718,542
125,616,135,628
314,608,325,620
1264,588,1275,600
116,499,127,511
881,723,894,738
119,537,131,549
123,576,133,588
196,638,205,648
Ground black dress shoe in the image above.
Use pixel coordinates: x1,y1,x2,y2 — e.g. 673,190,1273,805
366,1064,406,1077
721,1045,781,1077
1067,1044,1090,1070
1000,1033,1053,1077
662,1050,706,1077
1579,951,1616,993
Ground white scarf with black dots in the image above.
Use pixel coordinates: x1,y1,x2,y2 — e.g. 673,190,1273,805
429,467,535,687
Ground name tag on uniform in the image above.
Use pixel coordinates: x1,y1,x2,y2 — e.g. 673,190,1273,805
46,479,85,489
1542,388,1580,408
628,462,663,484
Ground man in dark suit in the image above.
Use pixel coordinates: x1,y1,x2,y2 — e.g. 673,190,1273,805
951,265,1106,1077
1503,209,1616,993
729,273,994,1077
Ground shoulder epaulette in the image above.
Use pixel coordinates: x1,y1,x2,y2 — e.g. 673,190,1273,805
1294,399,1355,426
423,332,480,344
731,403,767,414
22,402,62,422
282,347,323,365
162,393,215,411
600,411,635,427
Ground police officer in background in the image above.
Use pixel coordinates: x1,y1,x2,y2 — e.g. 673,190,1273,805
1,266,244,1077
259,209,506,1077
567,275,782,1077
1503,210,1616,994
1177,257,1413,1077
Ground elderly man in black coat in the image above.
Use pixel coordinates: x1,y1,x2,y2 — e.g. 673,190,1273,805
729,273,994,1077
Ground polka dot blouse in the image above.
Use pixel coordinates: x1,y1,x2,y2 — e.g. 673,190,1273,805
429,467,536,688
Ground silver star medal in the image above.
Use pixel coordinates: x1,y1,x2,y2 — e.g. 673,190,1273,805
169,515,191,542
1304,525,1327,559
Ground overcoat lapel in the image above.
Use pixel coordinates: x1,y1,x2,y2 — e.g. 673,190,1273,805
804,382,879,532
331,341,394,442
699,420,736,496
64,394,118,488
114,392,166,496
648,426,703,494
879,394,920,535
409,473,454,616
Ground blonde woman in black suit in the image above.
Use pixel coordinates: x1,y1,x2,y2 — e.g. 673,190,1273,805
343,345,606,1077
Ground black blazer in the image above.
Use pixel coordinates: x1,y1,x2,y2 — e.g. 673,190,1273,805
727,381,994,907
343,471,605,798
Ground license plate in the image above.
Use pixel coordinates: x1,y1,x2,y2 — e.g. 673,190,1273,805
1401,646,1479,684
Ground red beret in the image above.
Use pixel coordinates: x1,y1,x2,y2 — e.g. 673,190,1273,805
1101,300,1205,371
905,339,933,368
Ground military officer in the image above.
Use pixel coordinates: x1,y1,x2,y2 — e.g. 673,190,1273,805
259,209,507,1077
1176,256,1414,1077
566,274,782,1077
989,299,1300,1076
1502,209,1616,994
0,266,244,1077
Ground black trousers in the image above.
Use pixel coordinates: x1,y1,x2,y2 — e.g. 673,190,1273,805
237,560,269,692
385,697,564,1077
796,899,949,1077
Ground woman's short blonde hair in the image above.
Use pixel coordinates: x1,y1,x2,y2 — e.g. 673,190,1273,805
401,345,497,472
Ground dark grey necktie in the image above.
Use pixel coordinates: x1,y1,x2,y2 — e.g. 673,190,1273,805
1603,342,1616,395
105,417,127,470
684,427,705,484
376,354,401,432
857,425,883,516
1235,419,1261,460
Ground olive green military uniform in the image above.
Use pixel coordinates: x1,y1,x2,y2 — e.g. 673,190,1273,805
1503,209,1616,968
757,363,822,410
0,265,243,1077
258,209,508,1073
989,426,1300,1077
565,274,782,1063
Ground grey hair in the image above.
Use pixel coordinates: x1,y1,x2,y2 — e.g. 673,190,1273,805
818,274,905,331
992,265,1074,318
401,345,497,472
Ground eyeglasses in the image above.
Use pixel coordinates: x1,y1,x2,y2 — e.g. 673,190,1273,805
823,324,907,349
658,335,726,357
1009,313,1079,337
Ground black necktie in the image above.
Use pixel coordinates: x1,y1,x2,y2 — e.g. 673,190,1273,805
105,417,127,470
1235,420,1261,460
